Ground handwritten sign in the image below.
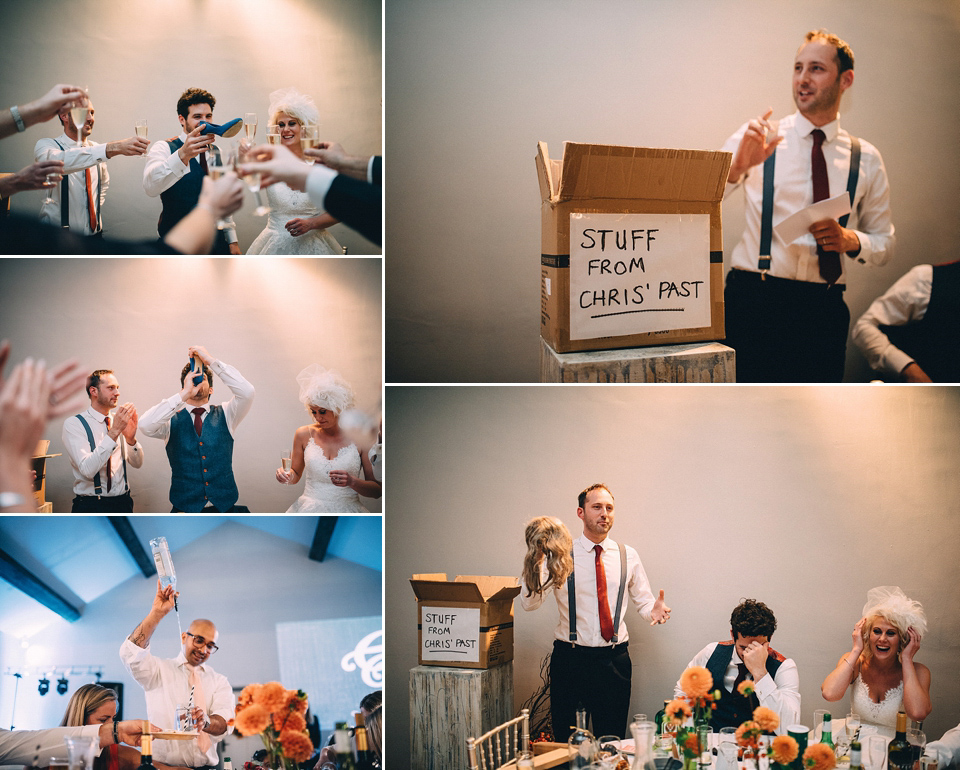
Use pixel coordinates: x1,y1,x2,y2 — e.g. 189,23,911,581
420,606,480,662
569,212,711,340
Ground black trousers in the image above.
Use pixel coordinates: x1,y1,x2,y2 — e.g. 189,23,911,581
72,490,134,512
170,504,250,512
550,640,632,741
724,268,850,383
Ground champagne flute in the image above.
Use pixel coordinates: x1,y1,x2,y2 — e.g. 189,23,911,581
280,450,292,483
244,112,257,140
205,144,234,230
866,735,888,770
135,119,149,160
266,125,280,145
300,124,318,164
69,88,90,149
238,138,271,216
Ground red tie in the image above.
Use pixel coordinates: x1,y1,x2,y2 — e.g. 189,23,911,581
192,407,205,436
104,415,113,492
811,128,841,285
594,544,615,642
85,167,98,233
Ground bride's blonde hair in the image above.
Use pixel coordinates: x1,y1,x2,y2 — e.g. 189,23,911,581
523,516,573,597
268,87,320,128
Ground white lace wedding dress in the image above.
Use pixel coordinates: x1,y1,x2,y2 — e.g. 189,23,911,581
246,181,342,255
286,439,369,513
851,675,903,736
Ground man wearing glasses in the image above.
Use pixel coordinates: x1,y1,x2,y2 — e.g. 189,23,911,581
120,580,235,769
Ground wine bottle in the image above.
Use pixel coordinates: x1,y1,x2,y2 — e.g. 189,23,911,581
820,712,834,749
849,741,863,770
888,712,912,770
655,699,671,736
223,758,233,770
334,722,357,770
140,722,158,770
353,712,374,770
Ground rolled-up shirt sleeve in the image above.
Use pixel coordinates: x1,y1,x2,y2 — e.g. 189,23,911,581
119,637,163,690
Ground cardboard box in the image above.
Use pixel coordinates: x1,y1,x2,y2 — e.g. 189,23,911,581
411,573,521,669
537,141,732,353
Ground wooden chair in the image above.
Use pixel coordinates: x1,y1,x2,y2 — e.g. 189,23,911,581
466,708,530,770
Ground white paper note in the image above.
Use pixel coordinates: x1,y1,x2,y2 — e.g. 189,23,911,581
774,192,851,245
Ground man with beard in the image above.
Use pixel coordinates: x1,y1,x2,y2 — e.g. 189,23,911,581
143,87,242,254
62,369,143,512
721,29,895,382
139,345,254,512
121,580,234,769
34,98,149,235
519,483,671,740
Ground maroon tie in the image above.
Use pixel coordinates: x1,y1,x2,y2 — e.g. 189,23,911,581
811,128,842,285
733,662,750,693
199,150,208,175
105,415,113,492
594,544,615,642
192,407,205,436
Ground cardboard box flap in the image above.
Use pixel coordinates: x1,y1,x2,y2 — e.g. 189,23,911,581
410,575,485,603
556,142,731,204
455,575,521,601
536,141,555,202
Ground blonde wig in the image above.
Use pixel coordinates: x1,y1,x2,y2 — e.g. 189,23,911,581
860,586,927,660
60,683,118,726
523,516,574,597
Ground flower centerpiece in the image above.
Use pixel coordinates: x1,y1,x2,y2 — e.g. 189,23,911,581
230,682,314,770
665,667,721,770
734,705,781,766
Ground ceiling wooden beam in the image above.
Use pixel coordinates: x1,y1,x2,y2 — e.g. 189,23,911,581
108,517,156,578
0,547,81,622
309,517,338,562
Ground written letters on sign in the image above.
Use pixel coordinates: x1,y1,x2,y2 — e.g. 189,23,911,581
569,212,711,340
420,605,481,662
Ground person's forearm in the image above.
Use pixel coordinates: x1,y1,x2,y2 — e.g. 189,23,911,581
128,607,166,648
164,205,217,254
0,452,35,511
205,714,228,736
349,477,382,498
901,662,931,721
821,655,857,701
0,175,20,198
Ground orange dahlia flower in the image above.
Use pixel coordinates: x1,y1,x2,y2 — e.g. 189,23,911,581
803,743,837,770
255,681,287,712
234,703,271,737
735,720,760,746
680,666,714,699
273,710,307,733
771,735,800,765
665,699,692,724
279,730,314,762
753,706,779,732
737,680,755,697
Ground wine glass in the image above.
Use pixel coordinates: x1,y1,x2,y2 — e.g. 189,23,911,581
907,729,926,765
69,88,90,148
267,124,280,145
280,450,292,483
135,119,148,159
596,736,622,769
301,124,318,164
866,734,888,770
243,112,257,140
205,144,235,230
238,139,271,217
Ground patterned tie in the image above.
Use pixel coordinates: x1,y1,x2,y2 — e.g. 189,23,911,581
192,407,205,436
84,167,98,233
187,665,212,752
593,544,615,642
104,415,113,492
811,128,841,285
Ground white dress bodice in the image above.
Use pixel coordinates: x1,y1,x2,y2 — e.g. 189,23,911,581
851,674,904,732
286,438,369,513
246,181,342,255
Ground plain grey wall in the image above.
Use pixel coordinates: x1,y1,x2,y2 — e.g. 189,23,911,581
385,385,960,765
386,0,960,381
0,257,382,513
0,0,382,255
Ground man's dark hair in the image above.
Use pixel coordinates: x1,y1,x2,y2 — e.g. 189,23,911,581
87,369,113,398
177,88,216,119
180,361,213,387
730,599,777,639
805,29,855,74
578,483,613,509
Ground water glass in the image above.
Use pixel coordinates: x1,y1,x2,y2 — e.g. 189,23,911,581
866,734,889,770
813,709,828,742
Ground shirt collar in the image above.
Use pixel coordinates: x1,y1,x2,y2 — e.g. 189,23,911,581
576,533,610,552
793,110,841,143
176,650,206,672
85,406,109,424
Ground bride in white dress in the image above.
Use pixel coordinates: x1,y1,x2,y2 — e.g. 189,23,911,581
275,364,381,513
821,586,931,737
246,88,343,255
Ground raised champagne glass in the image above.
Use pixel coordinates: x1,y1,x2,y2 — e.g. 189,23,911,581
300,124,318,164
281,450,292,483
244,113,257,140
205,144,234,230
266,125,280,145
237,138,270,216
135,119,148,160
69,89,89,149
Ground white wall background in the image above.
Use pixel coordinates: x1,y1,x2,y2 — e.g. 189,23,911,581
0,518,382,749
0,0,382,255
385,385,960,764
0,257,382,513
385,0,960,381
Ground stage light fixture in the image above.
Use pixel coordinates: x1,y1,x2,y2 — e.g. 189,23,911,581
38,677,49,696
57,676,69,695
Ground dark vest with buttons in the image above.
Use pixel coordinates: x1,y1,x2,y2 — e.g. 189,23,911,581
165,404,238,512
705,641,785,729
880,261,960,382
158,139,228,253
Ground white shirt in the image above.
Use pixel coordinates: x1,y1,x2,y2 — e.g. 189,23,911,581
0,725,102,765
927,723,960,768
34,133,109,234
143,133,237,244
519,533,657,646
119,639,234,767
61,406,144,496
139,360,254,443
852,264,933,375
723,112,895,283
675,641,801,732
369,442,382,482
